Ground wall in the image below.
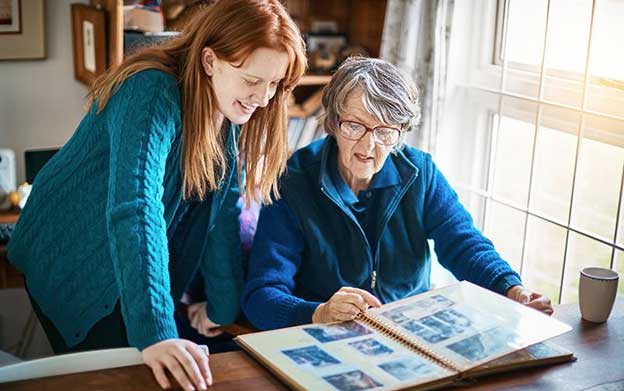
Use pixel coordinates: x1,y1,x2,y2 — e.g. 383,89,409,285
0,0,89,185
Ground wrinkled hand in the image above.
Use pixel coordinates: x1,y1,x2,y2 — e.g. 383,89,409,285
142,339,211,391
507,285,554,315
312,287,382,323
188,302,223,338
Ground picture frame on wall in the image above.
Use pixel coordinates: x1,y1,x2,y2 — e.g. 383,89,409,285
0,0,21,34
0,0,45,60
71,3,107,86
305,32,347,53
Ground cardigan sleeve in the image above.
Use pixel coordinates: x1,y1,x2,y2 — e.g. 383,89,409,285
201,164,244,326
422,154,522,295
242,198,322,330
104,70,181,350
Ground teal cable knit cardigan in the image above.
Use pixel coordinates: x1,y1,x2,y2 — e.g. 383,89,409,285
8,70,243,350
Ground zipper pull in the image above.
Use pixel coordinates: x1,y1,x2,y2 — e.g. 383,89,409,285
371,270,377,289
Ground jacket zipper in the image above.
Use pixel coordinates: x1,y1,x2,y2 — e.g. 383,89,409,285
321,185,377,290
317,144,420,296
368,169,419,291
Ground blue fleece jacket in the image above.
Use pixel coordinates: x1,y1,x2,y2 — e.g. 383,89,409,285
242,137,521,330
8,70,243,350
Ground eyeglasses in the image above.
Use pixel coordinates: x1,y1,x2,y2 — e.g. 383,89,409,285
338,120,402,146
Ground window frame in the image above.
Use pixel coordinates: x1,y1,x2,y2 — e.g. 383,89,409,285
443,0,624,303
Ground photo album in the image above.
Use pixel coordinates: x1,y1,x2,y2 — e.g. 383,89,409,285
236,281,574,391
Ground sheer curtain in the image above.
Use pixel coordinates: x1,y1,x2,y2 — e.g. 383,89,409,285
380,0,455,155
381,0,457,288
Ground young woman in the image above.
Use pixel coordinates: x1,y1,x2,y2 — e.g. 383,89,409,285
8,0,306,389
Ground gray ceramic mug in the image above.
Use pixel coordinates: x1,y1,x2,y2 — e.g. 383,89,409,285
579,267,619,323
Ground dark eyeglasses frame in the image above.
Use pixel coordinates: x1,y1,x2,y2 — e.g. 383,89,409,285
338,119,402,146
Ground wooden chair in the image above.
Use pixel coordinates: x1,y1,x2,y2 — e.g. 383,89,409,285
0,350,21,367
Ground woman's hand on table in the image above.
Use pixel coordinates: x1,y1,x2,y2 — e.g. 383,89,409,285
507,285,554,315
142,339,211,391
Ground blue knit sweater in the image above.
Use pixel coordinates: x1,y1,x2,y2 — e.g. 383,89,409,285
8,70,243,350
242,137,522,330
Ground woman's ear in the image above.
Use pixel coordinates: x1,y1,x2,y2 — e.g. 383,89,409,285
201,47,217,76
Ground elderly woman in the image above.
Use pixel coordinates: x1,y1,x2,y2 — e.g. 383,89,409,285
242,57,553,330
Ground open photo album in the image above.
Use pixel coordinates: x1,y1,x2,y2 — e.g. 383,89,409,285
235,281,574,391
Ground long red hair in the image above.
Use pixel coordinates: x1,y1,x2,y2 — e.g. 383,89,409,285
88,0,306,203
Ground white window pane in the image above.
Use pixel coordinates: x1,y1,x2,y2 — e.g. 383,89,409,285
618,183,624,247
542,0,592,107
437,90,498,193
457,190,487,232
587,0,624,118
572,117,624,241
544,0,592,75
614,251,624,297
543,78,585,108
483,201,526,272
589,0,624,82
493,102,536,207
523,216,567,304
503,0,547,98
529,107,579,224
505,0,548,67
561,232,612,304
587,85,624,119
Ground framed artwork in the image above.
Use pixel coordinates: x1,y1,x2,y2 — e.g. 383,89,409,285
0,0,21,34
305,32,347,53
0,0,45,60
71,3,107,86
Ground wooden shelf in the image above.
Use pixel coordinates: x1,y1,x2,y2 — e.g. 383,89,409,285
297,74,332,86
87,0,386,120
0,210,20,289
285,0,387,58
288,88,324,118
93,0,387,72
288,105,306,118
0,210,19,224
91,0,123,68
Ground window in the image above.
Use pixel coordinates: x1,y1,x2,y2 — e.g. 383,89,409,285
437,0,624,303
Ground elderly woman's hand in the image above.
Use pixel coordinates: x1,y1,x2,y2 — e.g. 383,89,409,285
507,285,554,315
312,287,382,323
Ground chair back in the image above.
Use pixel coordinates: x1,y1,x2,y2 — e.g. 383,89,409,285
0,347,143,383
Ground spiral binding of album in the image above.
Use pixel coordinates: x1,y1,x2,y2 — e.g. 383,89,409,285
356,311,461,373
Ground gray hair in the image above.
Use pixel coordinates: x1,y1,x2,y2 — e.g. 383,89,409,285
320,56,421,147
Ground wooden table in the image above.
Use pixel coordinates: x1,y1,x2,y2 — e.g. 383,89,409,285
3,298,623,390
